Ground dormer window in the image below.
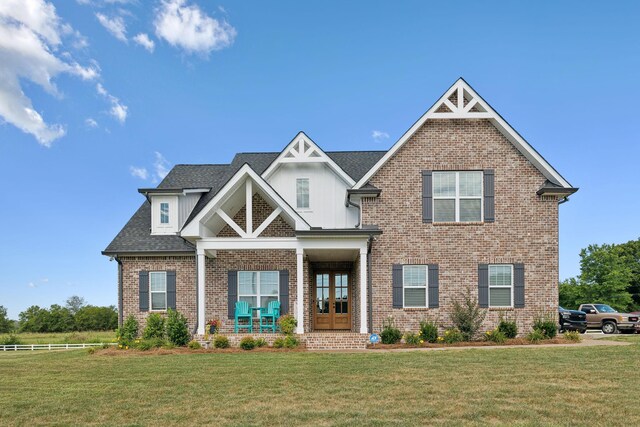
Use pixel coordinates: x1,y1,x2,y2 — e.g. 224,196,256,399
160,202,170,224
296,178,309,209
151,196,179,234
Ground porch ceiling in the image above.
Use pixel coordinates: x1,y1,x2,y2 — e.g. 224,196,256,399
305,248,359,262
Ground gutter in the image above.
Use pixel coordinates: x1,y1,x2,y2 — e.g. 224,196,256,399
346,196,361,228
345,187,381,229
114,256,124,328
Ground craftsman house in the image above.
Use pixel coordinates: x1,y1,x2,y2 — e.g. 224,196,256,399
103,78,577,348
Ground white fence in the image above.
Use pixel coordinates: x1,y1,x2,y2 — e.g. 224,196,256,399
1,343,115,351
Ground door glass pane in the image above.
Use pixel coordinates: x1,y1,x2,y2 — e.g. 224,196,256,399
460,199,481,222
316,274,329,314
434,199,455,222
489,288,511,307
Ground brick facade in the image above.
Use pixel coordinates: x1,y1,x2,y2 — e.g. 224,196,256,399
362,119,559,335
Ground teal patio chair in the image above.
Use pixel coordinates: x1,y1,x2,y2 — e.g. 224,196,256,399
259,300,281,333
234,301,253,333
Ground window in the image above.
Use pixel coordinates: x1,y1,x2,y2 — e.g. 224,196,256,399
150,272,167,310
296,178,309,209
489,265,513,308
403,265,427,308
160,202,169,224
238,271,279,314
433,171,482,222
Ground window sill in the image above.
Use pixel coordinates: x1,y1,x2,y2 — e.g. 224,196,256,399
296,209,313,213
432,222,485,226
488,307,515,311
401,307,432,311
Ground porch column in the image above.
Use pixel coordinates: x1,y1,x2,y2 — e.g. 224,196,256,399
197,249,206,336
359,247,368,334
296,248,304,334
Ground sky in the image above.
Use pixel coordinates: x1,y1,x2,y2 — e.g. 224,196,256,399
1,0,639,319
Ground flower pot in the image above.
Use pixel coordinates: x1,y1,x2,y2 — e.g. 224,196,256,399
209,325,217,334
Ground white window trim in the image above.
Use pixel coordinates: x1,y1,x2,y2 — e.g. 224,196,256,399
295,177,311,211
432,171,483,223
488,264,514,308
149,271,168,312
402,265,428,308
237,271,280,317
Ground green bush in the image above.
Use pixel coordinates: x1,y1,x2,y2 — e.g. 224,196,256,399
403,332,422,345
450,291,487,341
188,340,202,350
484,329,507,344
240,336,256,350
443,328,464,344
273,337,285,348
533,315,557,339
563,331,582,342
283,335,299,348
255,338,268,348
419,320,439,343
119,315,139,341
133,339,154,351
527,329,546,343
1,334,22,345
497,320,518,339
166,309,190,346
380,317,402,344
213,335,230,349
278,314,297,335
142,313,165,340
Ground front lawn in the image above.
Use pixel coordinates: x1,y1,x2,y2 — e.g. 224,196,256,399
0,331,115,345
1,343,639,426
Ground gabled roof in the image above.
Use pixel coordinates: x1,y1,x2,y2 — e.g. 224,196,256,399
354,78,576,190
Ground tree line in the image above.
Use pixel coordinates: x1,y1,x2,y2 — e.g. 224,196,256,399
0,296,117,333
560,238,640,311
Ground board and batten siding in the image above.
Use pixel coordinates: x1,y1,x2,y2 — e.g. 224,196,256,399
178,193,201,229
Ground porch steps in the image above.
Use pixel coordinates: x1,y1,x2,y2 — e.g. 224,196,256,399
193,332,369,350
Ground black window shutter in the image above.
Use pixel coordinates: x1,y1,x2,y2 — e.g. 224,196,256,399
166,271,176,310
227,270,238,319
422,170,433,223
428,264,439,308
279,270,289,315
139,271,149,312
484,169,495,222
392,264,403,308
478,264,489,308
514,264,525,308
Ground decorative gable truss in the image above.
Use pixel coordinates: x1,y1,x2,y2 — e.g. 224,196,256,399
430,82,492,119
181,164,310,240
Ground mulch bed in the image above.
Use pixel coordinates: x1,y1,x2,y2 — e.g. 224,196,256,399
94,346,307,356
366,337,577,350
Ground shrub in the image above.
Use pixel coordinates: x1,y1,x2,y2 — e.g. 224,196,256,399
419,320,439,343
497,320,518,339
273,337,285,348
86,347,96,355
142,313,165,340
213,335,230,349
278,314,297,335
380,317,402,344
443,328,464,344
283,335,299,348
166,309,190,346
255,337,268,348
526,329,546,343
133,339,154,351
240,336,256,350
1,334,22,345
563,331,582,342
119,315,139,341
533,315,557,339
188,340,202,350
404,332,422,346
484,329,507,344
450,291,486,341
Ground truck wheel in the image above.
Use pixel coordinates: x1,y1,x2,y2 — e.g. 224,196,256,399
602,321,617,334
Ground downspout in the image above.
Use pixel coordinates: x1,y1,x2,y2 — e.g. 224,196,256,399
115,256,124,328
346,193,361,228
367,235,373,334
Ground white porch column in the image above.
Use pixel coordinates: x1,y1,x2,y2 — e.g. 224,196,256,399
197,250,206,336
296,248,304,334
359,247,368,334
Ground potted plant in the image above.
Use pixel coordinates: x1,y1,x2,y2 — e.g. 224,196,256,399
206,318,221,334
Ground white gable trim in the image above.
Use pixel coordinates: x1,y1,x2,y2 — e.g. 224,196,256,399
354,78,573,189
181,164,310,238
262,131,356,186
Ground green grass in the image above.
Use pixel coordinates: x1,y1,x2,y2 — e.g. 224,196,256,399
1,344,640,426
0,331,116,345
600,334,640,343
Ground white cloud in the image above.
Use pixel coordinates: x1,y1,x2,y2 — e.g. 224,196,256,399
28,282,36,288
154,151,170,179
133,33,154,52
154,0,236,55
0,0,99,146
96,12,127,42
96,83,128,123
129,166,148,180
371,130,390,142
85,117,98,128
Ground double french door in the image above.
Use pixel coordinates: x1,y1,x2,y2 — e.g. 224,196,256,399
313,271,351,330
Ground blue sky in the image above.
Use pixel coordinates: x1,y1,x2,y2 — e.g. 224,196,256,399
1,1,639,319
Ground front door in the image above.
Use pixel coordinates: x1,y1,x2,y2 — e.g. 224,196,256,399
313,271,351,330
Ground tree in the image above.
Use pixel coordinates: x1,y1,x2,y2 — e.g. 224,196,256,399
0,306,14,333
47,304,75,332
19,306,50,332
618,238,640,310
75,305,117,331
65,295,86,315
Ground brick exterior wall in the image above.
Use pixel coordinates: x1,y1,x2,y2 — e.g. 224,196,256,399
362,119,560,336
